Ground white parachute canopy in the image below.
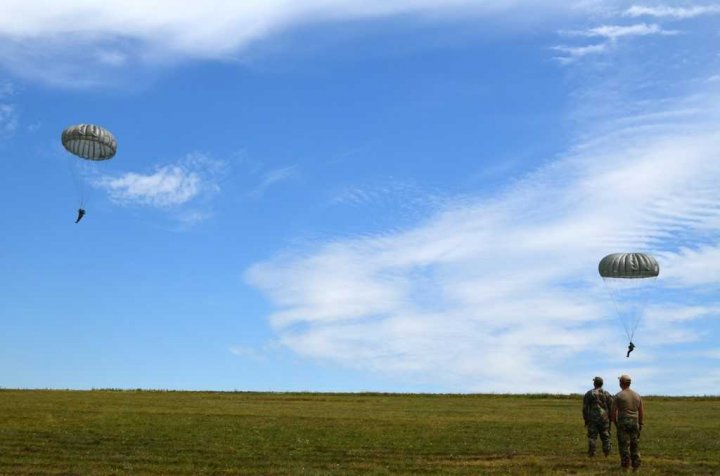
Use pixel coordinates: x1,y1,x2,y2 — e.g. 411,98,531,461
61,124,117,161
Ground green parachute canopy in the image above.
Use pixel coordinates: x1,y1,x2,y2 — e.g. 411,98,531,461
598,253,659,279
61,124,117,161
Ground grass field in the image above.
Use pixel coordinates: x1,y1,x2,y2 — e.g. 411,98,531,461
1,390,718,475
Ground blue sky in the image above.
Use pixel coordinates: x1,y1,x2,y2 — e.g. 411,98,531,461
1,1,719,395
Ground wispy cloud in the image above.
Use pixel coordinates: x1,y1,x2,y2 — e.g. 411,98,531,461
332,180,438,207
0,1,589,86
554,23,678,64
92,153,225,209
329,179,449,227
248,165,298,198
229,345,266,360
0,104,18,137
553,43,608,63
246,92,720,393
565,23,678,40
625,5,720,19
0,80,18,137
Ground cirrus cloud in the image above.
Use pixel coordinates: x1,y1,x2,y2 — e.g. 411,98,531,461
0,0,597,87
625,5,720,19
246,92,720,394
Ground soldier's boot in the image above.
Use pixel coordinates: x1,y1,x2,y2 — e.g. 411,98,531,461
602,442,611,457
587,440,596,457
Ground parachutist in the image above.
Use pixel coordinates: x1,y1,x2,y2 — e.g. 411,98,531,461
626,341,635,358
75,208,86,223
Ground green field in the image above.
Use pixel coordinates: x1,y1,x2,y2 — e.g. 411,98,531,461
1,390,718,475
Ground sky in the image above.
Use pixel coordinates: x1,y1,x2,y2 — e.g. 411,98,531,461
1,1,719,395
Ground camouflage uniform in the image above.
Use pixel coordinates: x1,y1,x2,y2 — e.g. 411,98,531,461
582,380,613,457
616,416,641,469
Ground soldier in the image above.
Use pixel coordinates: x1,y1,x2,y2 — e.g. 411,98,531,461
75,208,86,223
610,374,644,471
582,376,613,457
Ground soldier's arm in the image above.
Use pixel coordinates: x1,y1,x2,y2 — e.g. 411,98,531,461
609,401,617,423
605,391,613,414
638,398,644,427
582,393,590,423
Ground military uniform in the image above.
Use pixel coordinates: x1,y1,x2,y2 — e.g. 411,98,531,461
582,377,613,457
612,375,644,471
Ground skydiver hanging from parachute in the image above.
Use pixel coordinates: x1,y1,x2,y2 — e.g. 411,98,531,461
599,253,659,358
61,124,117,223
75,208,86,223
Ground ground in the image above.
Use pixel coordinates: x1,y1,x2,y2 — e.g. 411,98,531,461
0,390,718,474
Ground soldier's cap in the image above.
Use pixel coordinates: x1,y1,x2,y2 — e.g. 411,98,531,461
618,374,632,382
593,376,603,385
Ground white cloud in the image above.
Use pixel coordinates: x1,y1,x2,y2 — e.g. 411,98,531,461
625,5,720,19
661,246,720,287
553,43,607,63
574,23,677,40
246,92,720,393
92,153,224,209
0,82,18,137
0,1,592,86
248,165,298,198
554,23,678,64
229,345,266,360
96,166,201,207
0,103,18,136
332,179,444,208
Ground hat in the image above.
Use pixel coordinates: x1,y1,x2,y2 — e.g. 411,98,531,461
618,374,632,383
593,376,603,385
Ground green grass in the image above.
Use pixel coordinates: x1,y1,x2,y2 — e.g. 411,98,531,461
1,390,718,474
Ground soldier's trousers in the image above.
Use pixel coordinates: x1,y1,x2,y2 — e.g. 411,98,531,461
616,417,641,468
586,420,611,456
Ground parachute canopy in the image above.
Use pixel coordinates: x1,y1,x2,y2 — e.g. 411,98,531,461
598,253,659,279
61,124,117,161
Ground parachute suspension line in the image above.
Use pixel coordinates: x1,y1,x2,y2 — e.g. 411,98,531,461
626,275,658,342
65,155,86,208
61,123,117,212
602,278,633,342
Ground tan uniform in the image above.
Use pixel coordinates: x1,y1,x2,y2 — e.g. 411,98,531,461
613,388,644,469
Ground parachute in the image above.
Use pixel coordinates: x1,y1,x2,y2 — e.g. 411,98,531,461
599,253,659,343
61,124,117,213
61,124,117,161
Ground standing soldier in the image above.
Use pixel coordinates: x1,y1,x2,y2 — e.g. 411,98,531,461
582,376,613,457
610,374,644,471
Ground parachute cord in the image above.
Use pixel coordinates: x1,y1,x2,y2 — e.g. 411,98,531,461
602,278,632,343
627,276,658,342
65,156,86,208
